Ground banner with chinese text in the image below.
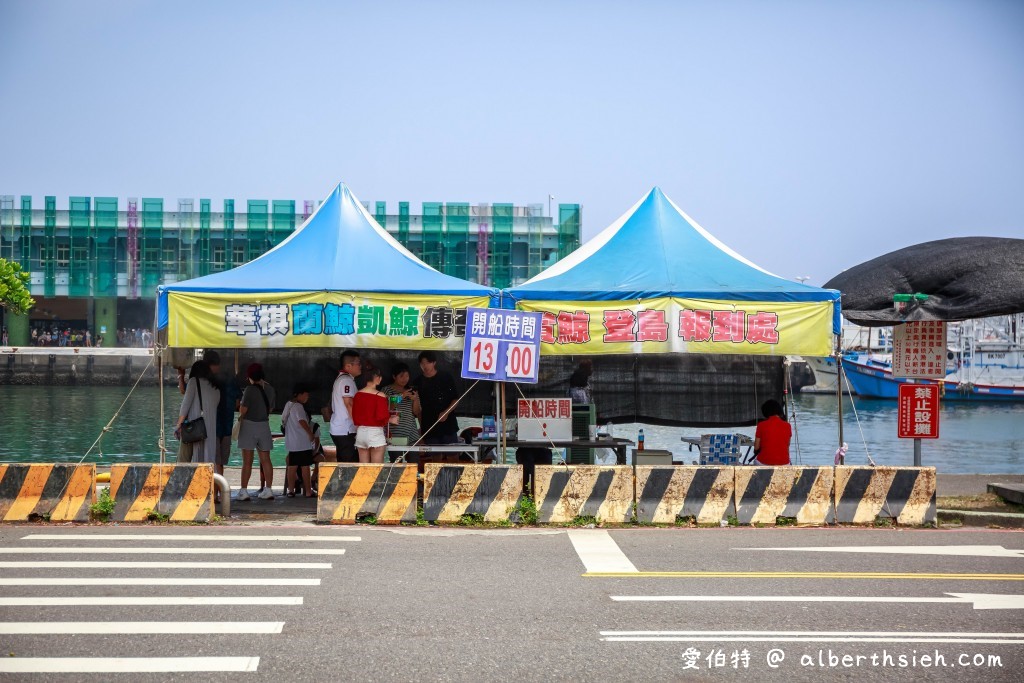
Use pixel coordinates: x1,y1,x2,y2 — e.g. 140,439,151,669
165,291,492,349
515,298,835,356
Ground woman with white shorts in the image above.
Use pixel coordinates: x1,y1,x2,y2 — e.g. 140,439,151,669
351,367,399,463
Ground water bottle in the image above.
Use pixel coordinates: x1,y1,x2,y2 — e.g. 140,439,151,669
638,428,645,451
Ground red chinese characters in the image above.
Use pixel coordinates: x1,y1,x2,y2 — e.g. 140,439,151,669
636,310,669,342
898,384,939,439
678,309,712,342
556,311,591,344
712,311,745,343
602,309,636,342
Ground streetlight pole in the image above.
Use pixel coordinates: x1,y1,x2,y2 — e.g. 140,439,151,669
548,194,554,219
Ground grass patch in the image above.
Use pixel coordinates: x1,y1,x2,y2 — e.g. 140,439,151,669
458,513,485,526
727,515,739,527
356,512,378,525
512,495,538,526
89,486,115,522
145,509,170,523
873,516,894,527
569,514,600,527
775,516,798,527
415,506,428,526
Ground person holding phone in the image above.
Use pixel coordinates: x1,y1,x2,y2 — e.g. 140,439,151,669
383,362,422,461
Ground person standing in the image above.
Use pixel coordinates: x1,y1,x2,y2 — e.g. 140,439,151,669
282,384,316,498
568,358,594,406
173,360,220,465
1,327,8,346
353,367,398,464
383,362,421,461
412,351,459,445
328,350,361,463
753,399,792,466
236,363,276,500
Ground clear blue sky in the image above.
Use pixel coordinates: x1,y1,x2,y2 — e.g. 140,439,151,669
2,0,1021,285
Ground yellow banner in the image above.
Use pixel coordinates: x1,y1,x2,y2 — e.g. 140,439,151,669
166,292,492,349
516,298,835,356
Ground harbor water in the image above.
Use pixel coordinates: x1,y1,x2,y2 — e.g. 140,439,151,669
0,385,1022,473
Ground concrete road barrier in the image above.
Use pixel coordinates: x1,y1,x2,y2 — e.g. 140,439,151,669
317,464,417,524
109,463,213,522
634,466,734,525
422,464,524,524
834,466,937,525
534,465,634,524
0,463,95,522
734,466,835,526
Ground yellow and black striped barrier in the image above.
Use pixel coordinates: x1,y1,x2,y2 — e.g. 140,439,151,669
0,464,95,522
834,466,936,525
534,465,634,524
734,466,835,526
109,463,213,522
634,465,734,525
422,464,524,523
317,464,418,524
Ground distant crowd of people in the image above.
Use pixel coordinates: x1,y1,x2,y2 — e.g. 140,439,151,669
174,349,460,502
24,325,152,348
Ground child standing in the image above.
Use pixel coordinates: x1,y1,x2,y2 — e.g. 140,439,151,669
282,383,316,497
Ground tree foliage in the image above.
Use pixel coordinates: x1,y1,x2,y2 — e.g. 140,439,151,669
0,258,34,315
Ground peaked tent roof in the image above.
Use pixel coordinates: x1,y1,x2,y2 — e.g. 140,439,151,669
506,187,841,306
158,183,495,328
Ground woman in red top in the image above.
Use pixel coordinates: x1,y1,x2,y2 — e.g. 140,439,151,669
753,399,791,466
352,368,399,463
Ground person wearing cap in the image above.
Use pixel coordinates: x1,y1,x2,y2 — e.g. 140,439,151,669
235,363,277,501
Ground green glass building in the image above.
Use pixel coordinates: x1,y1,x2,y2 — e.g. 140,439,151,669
0,195,581,346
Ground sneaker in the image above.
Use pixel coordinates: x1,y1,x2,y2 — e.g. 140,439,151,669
234,489,251,502
258,488,275,500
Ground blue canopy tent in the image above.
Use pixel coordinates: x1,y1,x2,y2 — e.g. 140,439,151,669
501,187,842,431
504,186,841,357
157,183,497,350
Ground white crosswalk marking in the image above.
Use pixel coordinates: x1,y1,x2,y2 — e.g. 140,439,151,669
0,622,285,634
0,531,354,674
0,657,261,673
0,577,320,586
0,561,332,568
0,546,345,555
0,596,303,606
22,533,361,542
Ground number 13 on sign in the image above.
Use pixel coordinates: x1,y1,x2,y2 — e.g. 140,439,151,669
468,338,498,375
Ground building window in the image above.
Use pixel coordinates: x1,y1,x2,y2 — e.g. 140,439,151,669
72,247,88,264
163,248,176,267
212,244,225,264
233,246,246,265
55,244,70,267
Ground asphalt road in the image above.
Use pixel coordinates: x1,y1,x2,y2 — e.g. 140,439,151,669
0,525,1021,682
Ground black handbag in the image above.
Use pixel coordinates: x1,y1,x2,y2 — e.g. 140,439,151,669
180,379,208,443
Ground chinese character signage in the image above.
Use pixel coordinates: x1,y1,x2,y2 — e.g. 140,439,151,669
897,384,939,439
165,291,491,350
515,297,835,356
460,307,542,384
517,398,573,440
892,321,947,378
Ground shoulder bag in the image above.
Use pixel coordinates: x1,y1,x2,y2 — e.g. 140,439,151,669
180,379,208,443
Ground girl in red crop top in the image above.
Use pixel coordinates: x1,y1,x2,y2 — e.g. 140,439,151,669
353,368,399,463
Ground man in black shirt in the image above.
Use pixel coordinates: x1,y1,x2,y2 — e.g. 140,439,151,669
412,350,459,445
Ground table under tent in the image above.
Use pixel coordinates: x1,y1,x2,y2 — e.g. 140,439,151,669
502,186,842,465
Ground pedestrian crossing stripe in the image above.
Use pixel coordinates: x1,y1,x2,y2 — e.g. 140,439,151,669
422,464,524,523
0,464,95,522
317,464,417,524
109,464,213,522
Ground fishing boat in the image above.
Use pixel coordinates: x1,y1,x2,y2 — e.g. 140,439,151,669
842,316,1024,401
